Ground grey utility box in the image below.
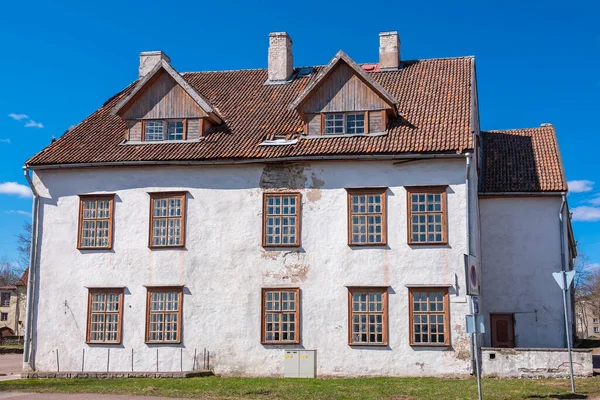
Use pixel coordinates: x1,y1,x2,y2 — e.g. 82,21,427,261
283,350,316,378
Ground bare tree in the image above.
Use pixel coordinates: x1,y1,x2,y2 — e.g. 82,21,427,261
574,255,600,338
0,257,22,286
15,221,31,269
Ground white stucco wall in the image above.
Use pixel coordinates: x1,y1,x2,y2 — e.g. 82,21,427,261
30,159,476,376
480,197,566,348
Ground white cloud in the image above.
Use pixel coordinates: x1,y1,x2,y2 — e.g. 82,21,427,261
587,194,600,206
568,180,594,193
588,263,600,270
8,113,29,121
24,120,44,129
572,206,600,222
5,210,32,217
0,182,32,198
0,138,10,144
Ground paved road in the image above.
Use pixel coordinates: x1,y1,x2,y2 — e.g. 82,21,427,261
0,354,21,381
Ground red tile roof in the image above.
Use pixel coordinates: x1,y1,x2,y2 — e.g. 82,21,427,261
480,125,567,193
15,268,28,287
26,56,475,166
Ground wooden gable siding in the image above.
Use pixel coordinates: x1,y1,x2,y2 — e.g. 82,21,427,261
128,120,142,141
298,63,391,114
368,110,384,133
187,119,201,140
122,70,208,120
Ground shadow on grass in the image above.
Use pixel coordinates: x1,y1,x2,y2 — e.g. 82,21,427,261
526,394,587,399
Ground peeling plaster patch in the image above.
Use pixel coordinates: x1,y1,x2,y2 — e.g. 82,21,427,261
451,324,471,361
415,362,424,370
306,189,322,202
259,163,307,189
263,264,309,284
261,251,279,260
310,172,325,189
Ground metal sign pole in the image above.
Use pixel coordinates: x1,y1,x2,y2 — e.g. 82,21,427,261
553,270,576,393
473,331,482,400
561,272,575,393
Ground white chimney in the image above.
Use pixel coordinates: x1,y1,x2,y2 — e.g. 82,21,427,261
268,32,293,82
139,51,171,78
379,31,400,70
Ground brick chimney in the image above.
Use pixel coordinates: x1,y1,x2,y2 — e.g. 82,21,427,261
139,51,171,78
379,31,400,71
268,32,293,82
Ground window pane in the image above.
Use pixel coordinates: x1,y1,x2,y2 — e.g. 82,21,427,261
145,120,164,141
167,121,184,140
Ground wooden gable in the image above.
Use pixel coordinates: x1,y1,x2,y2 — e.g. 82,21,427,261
298,62,392,114
121,70,208,120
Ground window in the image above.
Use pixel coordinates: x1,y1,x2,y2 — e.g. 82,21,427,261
1,292,10,307
78,195,114,249
261,288,300,344
406,186,448,245
86,289,124,344
0,313,7,321
324,113,365,135
144,120,164,141
347,188,386,245
144,120,186,141
594,318,599,324
145,287,183,343
348,287,388,345
409,288,450,346
149,192,186,248
263,193,301,247
595,327,599,334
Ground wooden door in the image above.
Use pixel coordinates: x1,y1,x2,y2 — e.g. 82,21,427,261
490,313,515,348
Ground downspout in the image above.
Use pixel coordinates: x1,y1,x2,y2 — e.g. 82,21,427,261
559,195,568,343
23,167,39,369
465,153,475,372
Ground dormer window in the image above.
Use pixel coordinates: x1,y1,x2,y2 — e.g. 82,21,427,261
324,113,365,135
144,120,186,141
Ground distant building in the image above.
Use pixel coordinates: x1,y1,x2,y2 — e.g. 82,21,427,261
576,301,600,339
0,269,27,338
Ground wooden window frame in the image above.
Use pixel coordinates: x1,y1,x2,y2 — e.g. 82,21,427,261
405,186,448,245
321,111,368,135
86,288,124,345
77,194,115,250
145,286,184,344
408,287,450,347
141,119,187,141
260,287,301,345
0,312,7,321
148,192,187,249
347,287,389,346
346,188,387,246
262,192,301,247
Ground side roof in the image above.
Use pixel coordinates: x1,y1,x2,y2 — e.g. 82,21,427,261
26,56,474,167
480,125,568,193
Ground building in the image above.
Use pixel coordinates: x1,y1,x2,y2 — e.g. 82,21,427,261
0,269,27,339
576,301,600,339
22,31,578,376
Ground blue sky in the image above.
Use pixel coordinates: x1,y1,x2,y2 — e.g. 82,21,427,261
0,0,598,267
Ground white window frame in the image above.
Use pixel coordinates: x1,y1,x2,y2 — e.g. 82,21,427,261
143,120,186,141
324,112,365,135
0,312,7,321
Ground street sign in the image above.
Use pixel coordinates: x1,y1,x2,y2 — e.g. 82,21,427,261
466,314,485,334
553,270,575,290
465,254,479,295
472,296,480,314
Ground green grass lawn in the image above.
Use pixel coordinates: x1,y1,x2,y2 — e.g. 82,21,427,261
1,376,600,399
